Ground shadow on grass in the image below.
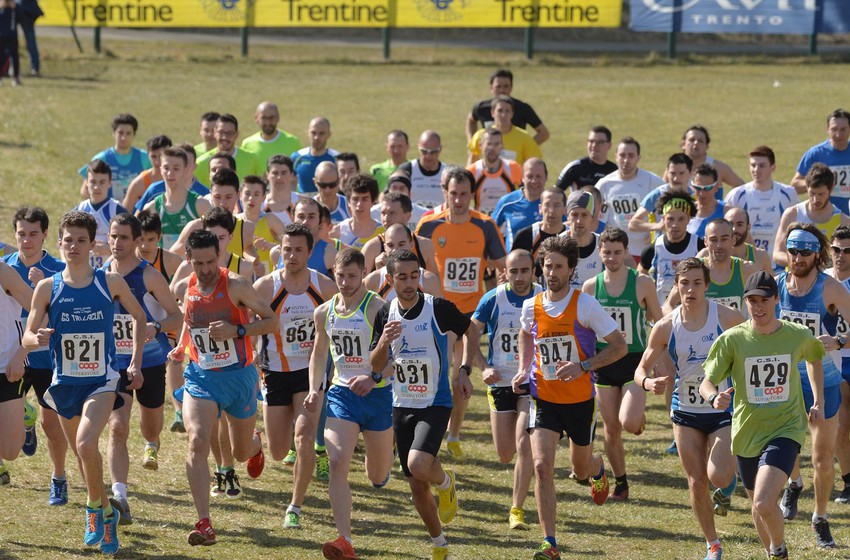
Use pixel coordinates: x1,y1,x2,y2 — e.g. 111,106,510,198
0,141,33,149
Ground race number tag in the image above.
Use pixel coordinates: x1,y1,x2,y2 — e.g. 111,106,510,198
62,333,105,377
537,335,576,381
713,296,741,311
283,318,315,359
832,165,850,197
779,310,819,336
607,194,640,223
331,328,366,372
493,327,520,371
744,355,791,404
679,375,710,409
113,313,134,355
190,327,237,370
443,257,480,294
89,252,105,269
837,313,849,337
393,357,435,401
600,306,633,345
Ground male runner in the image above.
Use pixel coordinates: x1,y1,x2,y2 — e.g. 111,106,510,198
103,213,182,524
628,153,693,237
313,161,349,225
467,97,541,167
688,165,726,239
555,126,617,191
78,113,151,202
292,117,339,195
512,235,626,560
466,68,549,145
336,152,360,189
195,111,219,156
330,174,383,250
471,249,541,529
133,144,210,214
74,159,128,269
583,227,662,501
467,128,522,215
369,174,428,232
675,125,744,196
364,224,441,297
363,195,437,274
397,131,446,210
792,108,850,207
254,223,337,530
701,270,826,560
122,134,171,211
263,154,299,225
371,250,477,560
512,187,566,265
169,229,274,546
827,226,850,504
370,130,410,190
304,248,391,559
195,113,262,183
636,258,743,560
23,211,148,555
492,158,547,251
560,190,603,290
235,175,285,274
721,207,773,274
241,101,302,166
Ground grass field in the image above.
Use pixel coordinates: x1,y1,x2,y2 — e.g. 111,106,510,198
2,35,850,560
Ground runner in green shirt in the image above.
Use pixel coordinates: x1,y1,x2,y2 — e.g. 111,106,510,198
370,130,410,191
701,270,825,560
241,101,302,168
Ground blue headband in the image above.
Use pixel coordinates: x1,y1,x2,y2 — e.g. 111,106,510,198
786,229,821,252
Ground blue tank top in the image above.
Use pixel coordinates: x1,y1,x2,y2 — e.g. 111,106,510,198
106,261,169,369
4,250,65,370
308,239,329,274
777,271,842,387
48,268,118,385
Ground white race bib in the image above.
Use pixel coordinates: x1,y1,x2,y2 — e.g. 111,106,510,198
493,327,520,371
190,327,237,370
837,312,849,336
331,328,367,372
393,356,436,401
113,313,134,355
679,375,710,409
537,335,577,381
606,194,641,223
61,333,106,377
779,310,819,336
744,355,791,404
831,165,850,197
282,317,315,359
443,257,480,294
89,253,105,269
712,296,741,311
601,306,633,345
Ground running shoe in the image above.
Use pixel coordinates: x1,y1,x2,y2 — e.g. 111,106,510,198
109,495,133,526
509,507,529,530
142,444,158,471
373,471,391,489
568,470,590,486
188,517,217,546
532,541,560,559
246,430,265,479
283,511,301,529
84,507,104,546
22,401,38,456
0,461,10,485
49,477,68,506
316,452,330,483
210,472,225,497
436,469,457,525
169,411,185,433
283,448,297,467
611,483,629,502
813,518,836,548
590,470,609,505
224,469,243,499
704,543,722,560
446,441,464,460
666,440,678,455
712,488,731,517
100,510,121,555
322,535,357,559
780,483,802,520
768,549,789,559
432,545,451,560
835,486,850,504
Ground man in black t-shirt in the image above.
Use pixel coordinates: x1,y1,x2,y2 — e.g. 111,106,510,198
465,69,549,146
555,126,618,192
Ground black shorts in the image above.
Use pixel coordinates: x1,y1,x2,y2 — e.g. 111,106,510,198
262,368,310,407
393,406,451,478
737,437,801,491
671,409,732,435
118,364,167,409
0,375,24,403
595,352,642,388
487,384,529,413
528,397,596,446
22,367,52,407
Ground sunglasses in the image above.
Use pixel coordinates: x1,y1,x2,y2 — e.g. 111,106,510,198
690,180,718,192
419,147,441,155
315,181,338,189
832,245,850,255
787,248,814,257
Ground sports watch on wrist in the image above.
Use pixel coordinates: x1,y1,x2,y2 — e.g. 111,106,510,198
236,324,246,339
837,335,847,349
459,364,472,376
580,359,592,372
371,371,383,384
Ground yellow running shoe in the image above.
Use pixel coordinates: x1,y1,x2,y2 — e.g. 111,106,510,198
432,545,451,560
446,441,464,460
436,469,457,525
509,507,529,530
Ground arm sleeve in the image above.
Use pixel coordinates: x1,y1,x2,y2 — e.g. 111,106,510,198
472,290,496,325
723,187,740,207
483,220,507,260
434,298,471,338
640,245,655,271
797,150,814,175
369,303,391,351
640,189,658,212
519,298,534,333
703,334,734,386
555,161,580,192
577,293,618,339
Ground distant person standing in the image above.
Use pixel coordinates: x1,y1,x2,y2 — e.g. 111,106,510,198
555,126,618,191
241,101,302,167
397,131,446,210
78,114,151,202
370,130,410,191
792,109,850,210
292,117,339,195
466,68,549,145
195,114,262,184
15,0,41,76
0,0,20,85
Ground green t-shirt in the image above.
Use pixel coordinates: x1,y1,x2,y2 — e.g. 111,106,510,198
241,130,302,170
594,268,647,353
195,147,263,184
370,159,399,192
703,320,825,458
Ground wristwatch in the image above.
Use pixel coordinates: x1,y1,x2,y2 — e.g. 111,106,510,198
837,335,847,349
579,359,592,372
153,321,162,334
236,324,246,339
371,371,383,384
459,364,472,376
708,393,719,408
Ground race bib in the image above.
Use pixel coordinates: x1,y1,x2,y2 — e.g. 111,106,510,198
443,257,480,294
537,335,577,381
393,356,435,401
493,327,520,371
744,354,791,404
712,296,741,311
606,194,640,223
113,313,134,355
282,317,315,359
831,165,850,197
89,252,105,269
190,327,237,370
601,306,633,345
837,312,849,337
160,233,179,251
331,328,367,372
679,375,710,409
779,310,819,336
61,333,105,377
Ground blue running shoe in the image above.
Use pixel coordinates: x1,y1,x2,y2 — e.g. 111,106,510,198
84,507,104,546
100,510,121,555
704,543,722,560
666,440,678,455
49,477,68,506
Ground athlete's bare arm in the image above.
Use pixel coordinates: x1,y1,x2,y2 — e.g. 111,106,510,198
465,112,479,142
122,174,147,211
364,270,381,293
142,266,182,334
533,123,550,145
637,273,664,323
468,317,492,382
361,237,381,273
715,160,745,188
805,360,825,426
421,270,443,297
417,236,439,273
169,217,204,256
790,172,808,194
223,273,277,337
170,260,192,288
634,317,673,395
773,207,797,268
304,301,331,412
628,207,664,234
0,262,33,312
161,248,183,278
512,328,534,394
820,277,850,352
106,271,149,390
316,272,339,302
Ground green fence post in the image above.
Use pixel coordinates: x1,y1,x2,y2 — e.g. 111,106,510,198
94,27,101,53
667,31,676,59
524,27,534,60
809,33,818,56
383,27,391,61
241,27,249,57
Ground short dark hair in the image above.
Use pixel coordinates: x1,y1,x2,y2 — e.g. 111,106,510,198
684,125,711,145
146,135,172,152
442,166,477,194
386,249,419,276
706,218,733,236
832,224,850,243
382,191,413,214
210,152,236,172
538,235,578,270
388,129,409,144
186,229,219,257
385,222,413,241
267,154,294,173
137,209,162,235
59,211,97,242
541,187,566,206
282,222,314,253
828,108,850,124
217,113,239,130
162,146,188,166
336,152,360,171
591,125,612,143
112,113,138,133
694,163,719,183
748,145,776,166
490,68,513,84
110,213,142,239
345,174,379,202
178,142,197,161
87,159,112,179
491,94,514,110
667,152,693,171
598,227,629,249
657,188,697,218
335,247,365,270
211,168,240,191
13,206,49,233
241,175,268,194
201,111,220,123
619,136,641,155
674,257,710,285
202,206,236,234
806,162,836,192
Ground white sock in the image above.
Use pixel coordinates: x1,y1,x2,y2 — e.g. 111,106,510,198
789,476,803,487
432,533,447,548
286,504,301,515
112,482,127,500
145,441,158,451
813,512,827,522
446,435,459,443
436,473,451,491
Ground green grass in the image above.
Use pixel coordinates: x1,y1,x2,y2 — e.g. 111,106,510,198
2,35,850,559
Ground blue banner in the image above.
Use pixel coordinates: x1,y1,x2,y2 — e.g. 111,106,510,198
630,0,826,35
